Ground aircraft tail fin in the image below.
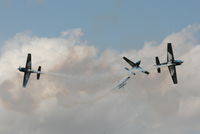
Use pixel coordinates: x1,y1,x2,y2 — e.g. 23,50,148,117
37,66,41,80
155,57,161,73
135,60,141,66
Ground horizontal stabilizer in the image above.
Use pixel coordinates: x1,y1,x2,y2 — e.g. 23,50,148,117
157,68,161,73
37,66,41,80
144,71,150,75
155,57,161,73
155,57,160,65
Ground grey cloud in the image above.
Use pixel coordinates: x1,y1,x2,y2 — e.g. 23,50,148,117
0,25,200,133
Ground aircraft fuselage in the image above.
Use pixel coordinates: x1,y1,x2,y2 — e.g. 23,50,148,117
159,60,184,67
18,67,37,73
129,66,149,75
173,60,184,65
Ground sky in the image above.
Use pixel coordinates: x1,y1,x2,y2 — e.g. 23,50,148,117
1,0,200,134
0,24,200,134
1,0,200,50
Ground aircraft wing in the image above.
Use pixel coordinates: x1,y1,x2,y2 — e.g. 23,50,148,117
154,62,173,68
26,53,32,69
123,57,136,67
137,67,150,75
168,65,178,84
167,43,174,62
115,75,131,89
23,72,31,87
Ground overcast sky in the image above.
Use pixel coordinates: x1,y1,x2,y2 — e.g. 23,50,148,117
0,1,200,134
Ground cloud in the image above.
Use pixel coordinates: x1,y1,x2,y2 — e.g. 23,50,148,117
0,25,200,133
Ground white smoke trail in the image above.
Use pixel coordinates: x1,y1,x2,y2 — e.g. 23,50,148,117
42,72,74,79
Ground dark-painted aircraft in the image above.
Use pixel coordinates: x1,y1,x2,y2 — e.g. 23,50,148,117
123,56,150,75
154,43,183,84
18,53,42,87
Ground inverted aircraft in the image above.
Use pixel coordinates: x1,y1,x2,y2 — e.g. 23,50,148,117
154,43,183,84
116,75,131,89
123,56,150,75
18,53,42,87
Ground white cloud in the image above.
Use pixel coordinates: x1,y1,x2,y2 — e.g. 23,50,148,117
0,25,200,133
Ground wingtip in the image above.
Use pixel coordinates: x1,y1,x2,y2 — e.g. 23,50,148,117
173,82,178,84
123,56,128,60
146,71,150,75
167,43,172,48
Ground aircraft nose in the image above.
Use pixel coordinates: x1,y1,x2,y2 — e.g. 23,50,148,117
179,60,184,65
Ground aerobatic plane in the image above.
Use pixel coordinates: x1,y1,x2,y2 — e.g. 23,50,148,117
154,43,183,84
123,56,150,75
18,53,42,87
116,75,131,89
